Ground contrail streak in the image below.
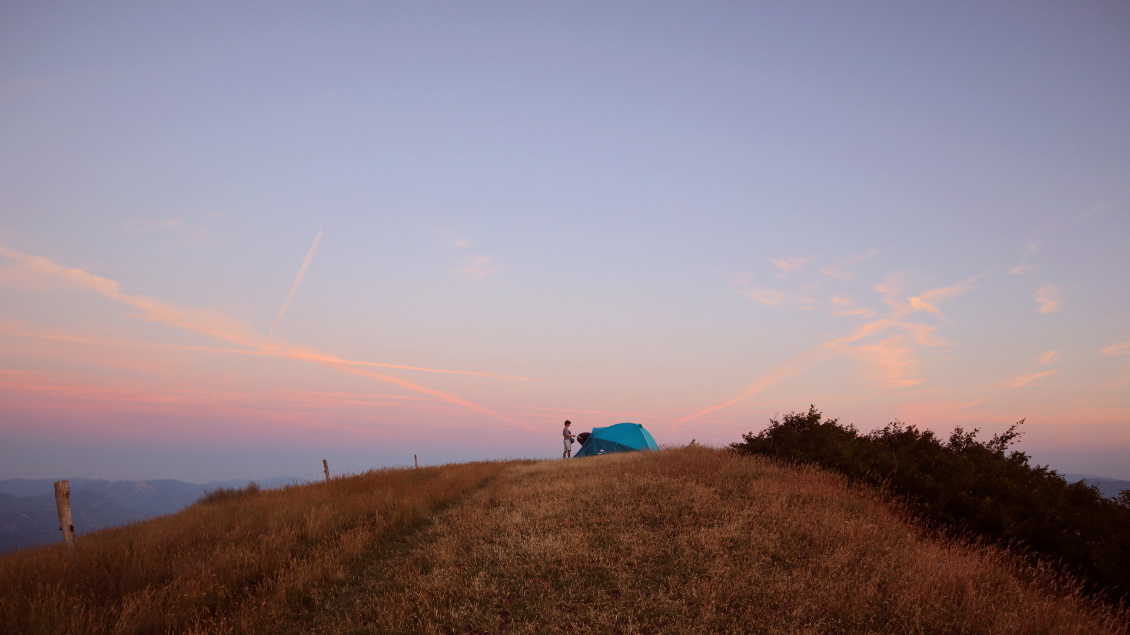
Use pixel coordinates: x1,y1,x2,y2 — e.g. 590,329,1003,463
0,245,527,425
0,326,533,381
267,226,323,344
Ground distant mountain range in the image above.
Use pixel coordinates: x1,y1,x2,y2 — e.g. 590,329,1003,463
0,476,305,554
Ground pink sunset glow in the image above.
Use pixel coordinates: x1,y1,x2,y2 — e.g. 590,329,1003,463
1,3,1128,481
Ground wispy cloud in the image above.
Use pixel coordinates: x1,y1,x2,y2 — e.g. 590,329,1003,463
771,256,814,277
1001,370,1057,389
1100,365,1130,389
1039,350,1058,365
122,218,182,232
734,273,821,310
1009,264,1035,275
121,215,219,242
678,273,982,427
876,273,982,323
441,227,473,248
0,321,534,382
1035,284,1061,314
821,249,877,281
267,226,323,343
0,245,260,345
455,254,502,281
443,228,501,281
829,295,877,318
741,287,787,307
0,245,528,425
908,296,954,325
847,335,923,389
1101,340,1130,356
0,368,447,442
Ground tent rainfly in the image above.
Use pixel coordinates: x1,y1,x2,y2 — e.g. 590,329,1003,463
573,422,658,457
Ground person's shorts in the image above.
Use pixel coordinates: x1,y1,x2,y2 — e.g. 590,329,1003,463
564,437,572,451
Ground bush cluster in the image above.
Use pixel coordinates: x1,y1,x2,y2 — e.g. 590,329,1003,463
731,406,1130,601
196,481,261,505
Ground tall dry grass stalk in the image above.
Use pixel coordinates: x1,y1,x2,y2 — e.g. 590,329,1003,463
0,461,513,634
298,447,1126,634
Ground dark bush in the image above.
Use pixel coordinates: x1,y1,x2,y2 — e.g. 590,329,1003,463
196,481,261,505
732,406,1130,601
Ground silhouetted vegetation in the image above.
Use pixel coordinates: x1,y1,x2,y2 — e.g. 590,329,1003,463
732,406,1130,602
195,480,261,505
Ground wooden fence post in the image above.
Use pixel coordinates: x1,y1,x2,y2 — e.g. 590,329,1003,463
53,480,76,551
414,454,418,469
323,459,330,482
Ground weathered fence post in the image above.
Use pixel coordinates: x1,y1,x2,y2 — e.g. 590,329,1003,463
414,454,418,469
53,480,76,551
323,459,330,482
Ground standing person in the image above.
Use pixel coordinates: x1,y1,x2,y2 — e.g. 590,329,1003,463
562,420,575,458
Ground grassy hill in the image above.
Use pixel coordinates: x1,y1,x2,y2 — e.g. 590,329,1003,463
1,447,1125,634
0,477,306,554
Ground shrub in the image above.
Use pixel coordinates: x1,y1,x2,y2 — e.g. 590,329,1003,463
731,406,1130,602
196,480,261,505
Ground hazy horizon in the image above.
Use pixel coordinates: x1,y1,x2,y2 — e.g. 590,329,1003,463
2,3,1128,481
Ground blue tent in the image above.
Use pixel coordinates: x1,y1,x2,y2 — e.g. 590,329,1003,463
574,422,658,457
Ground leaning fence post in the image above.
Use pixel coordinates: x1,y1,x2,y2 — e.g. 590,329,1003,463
53,480,76,551
323,459,330,482
414,454,418,469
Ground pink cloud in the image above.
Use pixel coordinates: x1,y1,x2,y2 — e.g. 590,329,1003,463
1101,340,1130,356
1002,370,1057,389
455,254,501,281
771,256,814,277
742,287,787,307
0,365,487,446
0,245,526,425
678,274,981,427
848,336,923,389
820,249,877,281
907,296,954,325
1035,284,1061,314
441,227,473,248
829,295,877,318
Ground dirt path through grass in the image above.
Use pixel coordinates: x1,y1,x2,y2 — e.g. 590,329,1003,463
291,447,1124,634
268,463,521,634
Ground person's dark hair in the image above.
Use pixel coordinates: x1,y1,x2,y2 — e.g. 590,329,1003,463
564,420,571,425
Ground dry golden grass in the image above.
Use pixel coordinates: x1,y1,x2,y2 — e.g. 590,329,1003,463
2,448,1124,634
294,447,1126,634
0,461,513,634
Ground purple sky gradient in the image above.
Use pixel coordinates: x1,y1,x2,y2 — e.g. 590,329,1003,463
2,2,1128,481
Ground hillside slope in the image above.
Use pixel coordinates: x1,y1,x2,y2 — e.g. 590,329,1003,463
0,477,307,553
1,448,1124,634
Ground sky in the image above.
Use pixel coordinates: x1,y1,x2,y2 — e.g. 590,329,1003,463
2,2,1129,482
